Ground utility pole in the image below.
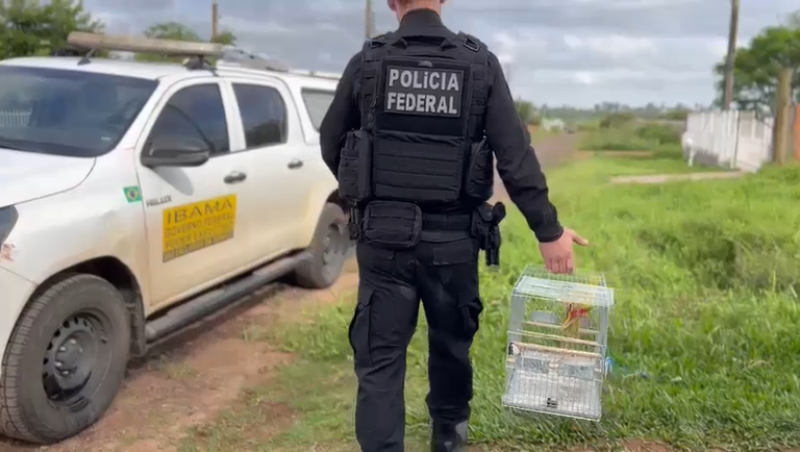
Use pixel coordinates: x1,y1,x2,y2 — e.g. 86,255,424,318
211,0,219,41
722,0,739,109
773,67,793,165
365,0,375,39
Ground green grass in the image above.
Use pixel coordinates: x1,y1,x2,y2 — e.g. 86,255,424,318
581,125,682,153
586,150,724,176
185,155,800,451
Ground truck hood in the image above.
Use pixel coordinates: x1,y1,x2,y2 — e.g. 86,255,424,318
0,149,95,208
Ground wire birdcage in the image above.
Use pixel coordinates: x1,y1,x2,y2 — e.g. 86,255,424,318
502,266,614,421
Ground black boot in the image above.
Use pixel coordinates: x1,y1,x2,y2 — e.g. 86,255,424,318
431,421,468,452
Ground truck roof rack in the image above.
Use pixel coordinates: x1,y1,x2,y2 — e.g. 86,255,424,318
67,31,223,66
64,32,339,80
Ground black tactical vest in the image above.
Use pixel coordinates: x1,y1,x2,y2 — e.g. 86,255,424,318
338,28,493,210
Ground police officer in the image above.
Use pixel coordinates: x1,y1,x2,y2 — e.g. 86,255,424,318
320,1,587,450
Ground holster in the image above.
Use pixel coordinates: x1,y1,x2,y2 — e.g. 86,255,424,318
471,202,506,267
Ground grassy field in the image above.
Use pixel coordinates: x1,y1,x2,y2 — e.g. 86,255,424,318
181,154,800,452
578,149,722,176
580,122,683,154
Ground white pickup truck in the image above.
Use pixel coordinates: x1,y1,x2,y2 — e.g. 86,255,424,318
0,34,349,444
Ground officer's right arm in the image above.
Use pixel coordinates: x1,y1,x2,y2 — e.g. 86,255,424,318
483,52,564,243
320,52,363,179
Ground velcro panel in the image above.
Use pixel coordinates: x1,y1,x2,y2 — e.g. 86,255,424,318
372,130,465,202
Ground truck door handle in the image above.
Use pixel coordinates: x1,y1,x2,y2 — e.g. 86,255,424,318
224,171,247,184
287,158,304,169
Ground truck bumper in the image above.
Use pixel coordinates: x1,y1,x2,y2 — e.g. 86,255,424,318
0,266,36,381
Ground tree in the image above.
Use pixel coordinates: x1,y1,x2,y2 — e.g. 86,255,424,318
212,30,236,46
514,99,539,125
143,21,201,42
0,0,104,60
136,22,237,62
788,11,800,29
713,23,800,114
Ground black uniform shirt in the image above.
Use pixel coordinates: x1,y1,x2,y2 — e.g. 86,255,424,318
320,8,564,243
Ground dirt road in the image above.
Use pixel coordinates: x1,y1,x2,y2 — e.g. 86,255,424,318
1,266,361,452
0,133,579,452
492,132,578,200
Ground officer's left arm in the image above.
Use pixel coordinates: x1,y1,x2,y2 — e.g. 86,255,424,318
483,52,564,243
320,52,362,178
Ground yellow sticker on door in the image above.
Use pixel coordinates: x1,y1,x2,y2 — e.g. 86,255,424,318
162,195,237,262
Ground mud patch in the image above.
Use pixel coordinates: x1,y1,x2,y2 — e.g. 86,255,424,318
623,440,674,452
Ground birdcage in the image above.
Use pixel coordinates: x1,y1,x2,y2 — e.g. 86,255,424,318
502,266,614,421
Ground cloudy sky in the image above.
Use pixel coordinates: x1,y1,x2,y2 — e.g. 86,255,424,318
83,0,798,108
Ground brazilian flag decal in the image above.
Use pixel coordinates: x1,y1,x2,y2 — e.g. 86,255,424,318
124,186,142,203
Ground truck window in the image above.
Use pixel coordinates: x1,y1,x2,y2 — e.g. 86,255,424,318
148,83,230,156
0,66,157,157
232,84,287,149
301,88,335,131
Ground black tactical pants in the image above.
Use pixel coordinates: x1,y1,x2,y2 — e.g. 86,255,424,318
349,235,483,452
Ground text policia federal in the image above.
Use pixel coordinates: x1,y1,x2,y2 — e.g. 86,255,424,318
384,66,463,116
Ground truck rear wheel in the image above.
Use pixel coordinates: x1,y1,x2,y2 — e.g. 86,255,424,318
0,274,130,444
293,203,350,289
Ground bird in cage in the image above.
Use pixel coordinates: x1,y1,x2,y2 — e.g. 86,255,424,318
562,303,590,338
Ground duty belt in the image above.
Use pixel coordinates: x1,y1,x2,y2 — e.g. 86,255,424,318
421,212,472,232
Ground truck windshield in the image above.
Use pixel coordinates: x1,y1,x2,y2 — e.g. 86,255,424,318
0,65,157,157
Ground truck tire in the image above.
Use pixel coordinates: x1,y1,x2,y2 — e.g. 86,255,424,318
0,274,131,444
293,202,350,289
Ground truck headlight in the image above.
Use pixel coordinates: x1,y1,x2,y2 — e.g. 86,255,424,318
0,206,18,245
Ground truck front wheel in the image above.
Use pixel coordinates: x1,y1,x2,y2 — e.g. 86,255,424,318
0,274,131,444
293,203,350,289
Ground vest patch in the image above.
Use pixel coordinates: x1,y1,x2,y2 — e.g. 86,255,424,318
384,66,463,117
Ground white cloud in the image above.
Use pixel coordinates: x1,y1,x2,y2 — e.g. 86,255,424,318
584,35,657,58
491,30,547,65
573,71,594,85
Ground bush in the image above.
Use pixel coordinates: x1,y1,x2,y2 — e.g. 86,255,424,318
580,122,684,152
635,123,681,145
599,112,636,128
661,109,690,121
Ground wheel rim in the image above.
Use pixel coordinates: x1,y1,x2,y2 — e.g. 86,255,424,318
321,223,348,277
42,311,113,409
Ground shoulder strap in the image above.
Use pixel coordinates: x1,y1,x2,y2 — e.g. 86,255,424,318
455,32,490,138
360,33,393,130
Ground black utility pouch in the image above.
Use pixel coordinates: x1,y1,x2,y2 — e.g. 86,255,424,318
463,137,494,202
363,201,422,250
337,130,373,202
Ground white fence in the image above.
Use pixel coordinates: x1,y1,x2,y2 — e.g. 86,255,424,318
0,111,31,127
682,110,773,172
